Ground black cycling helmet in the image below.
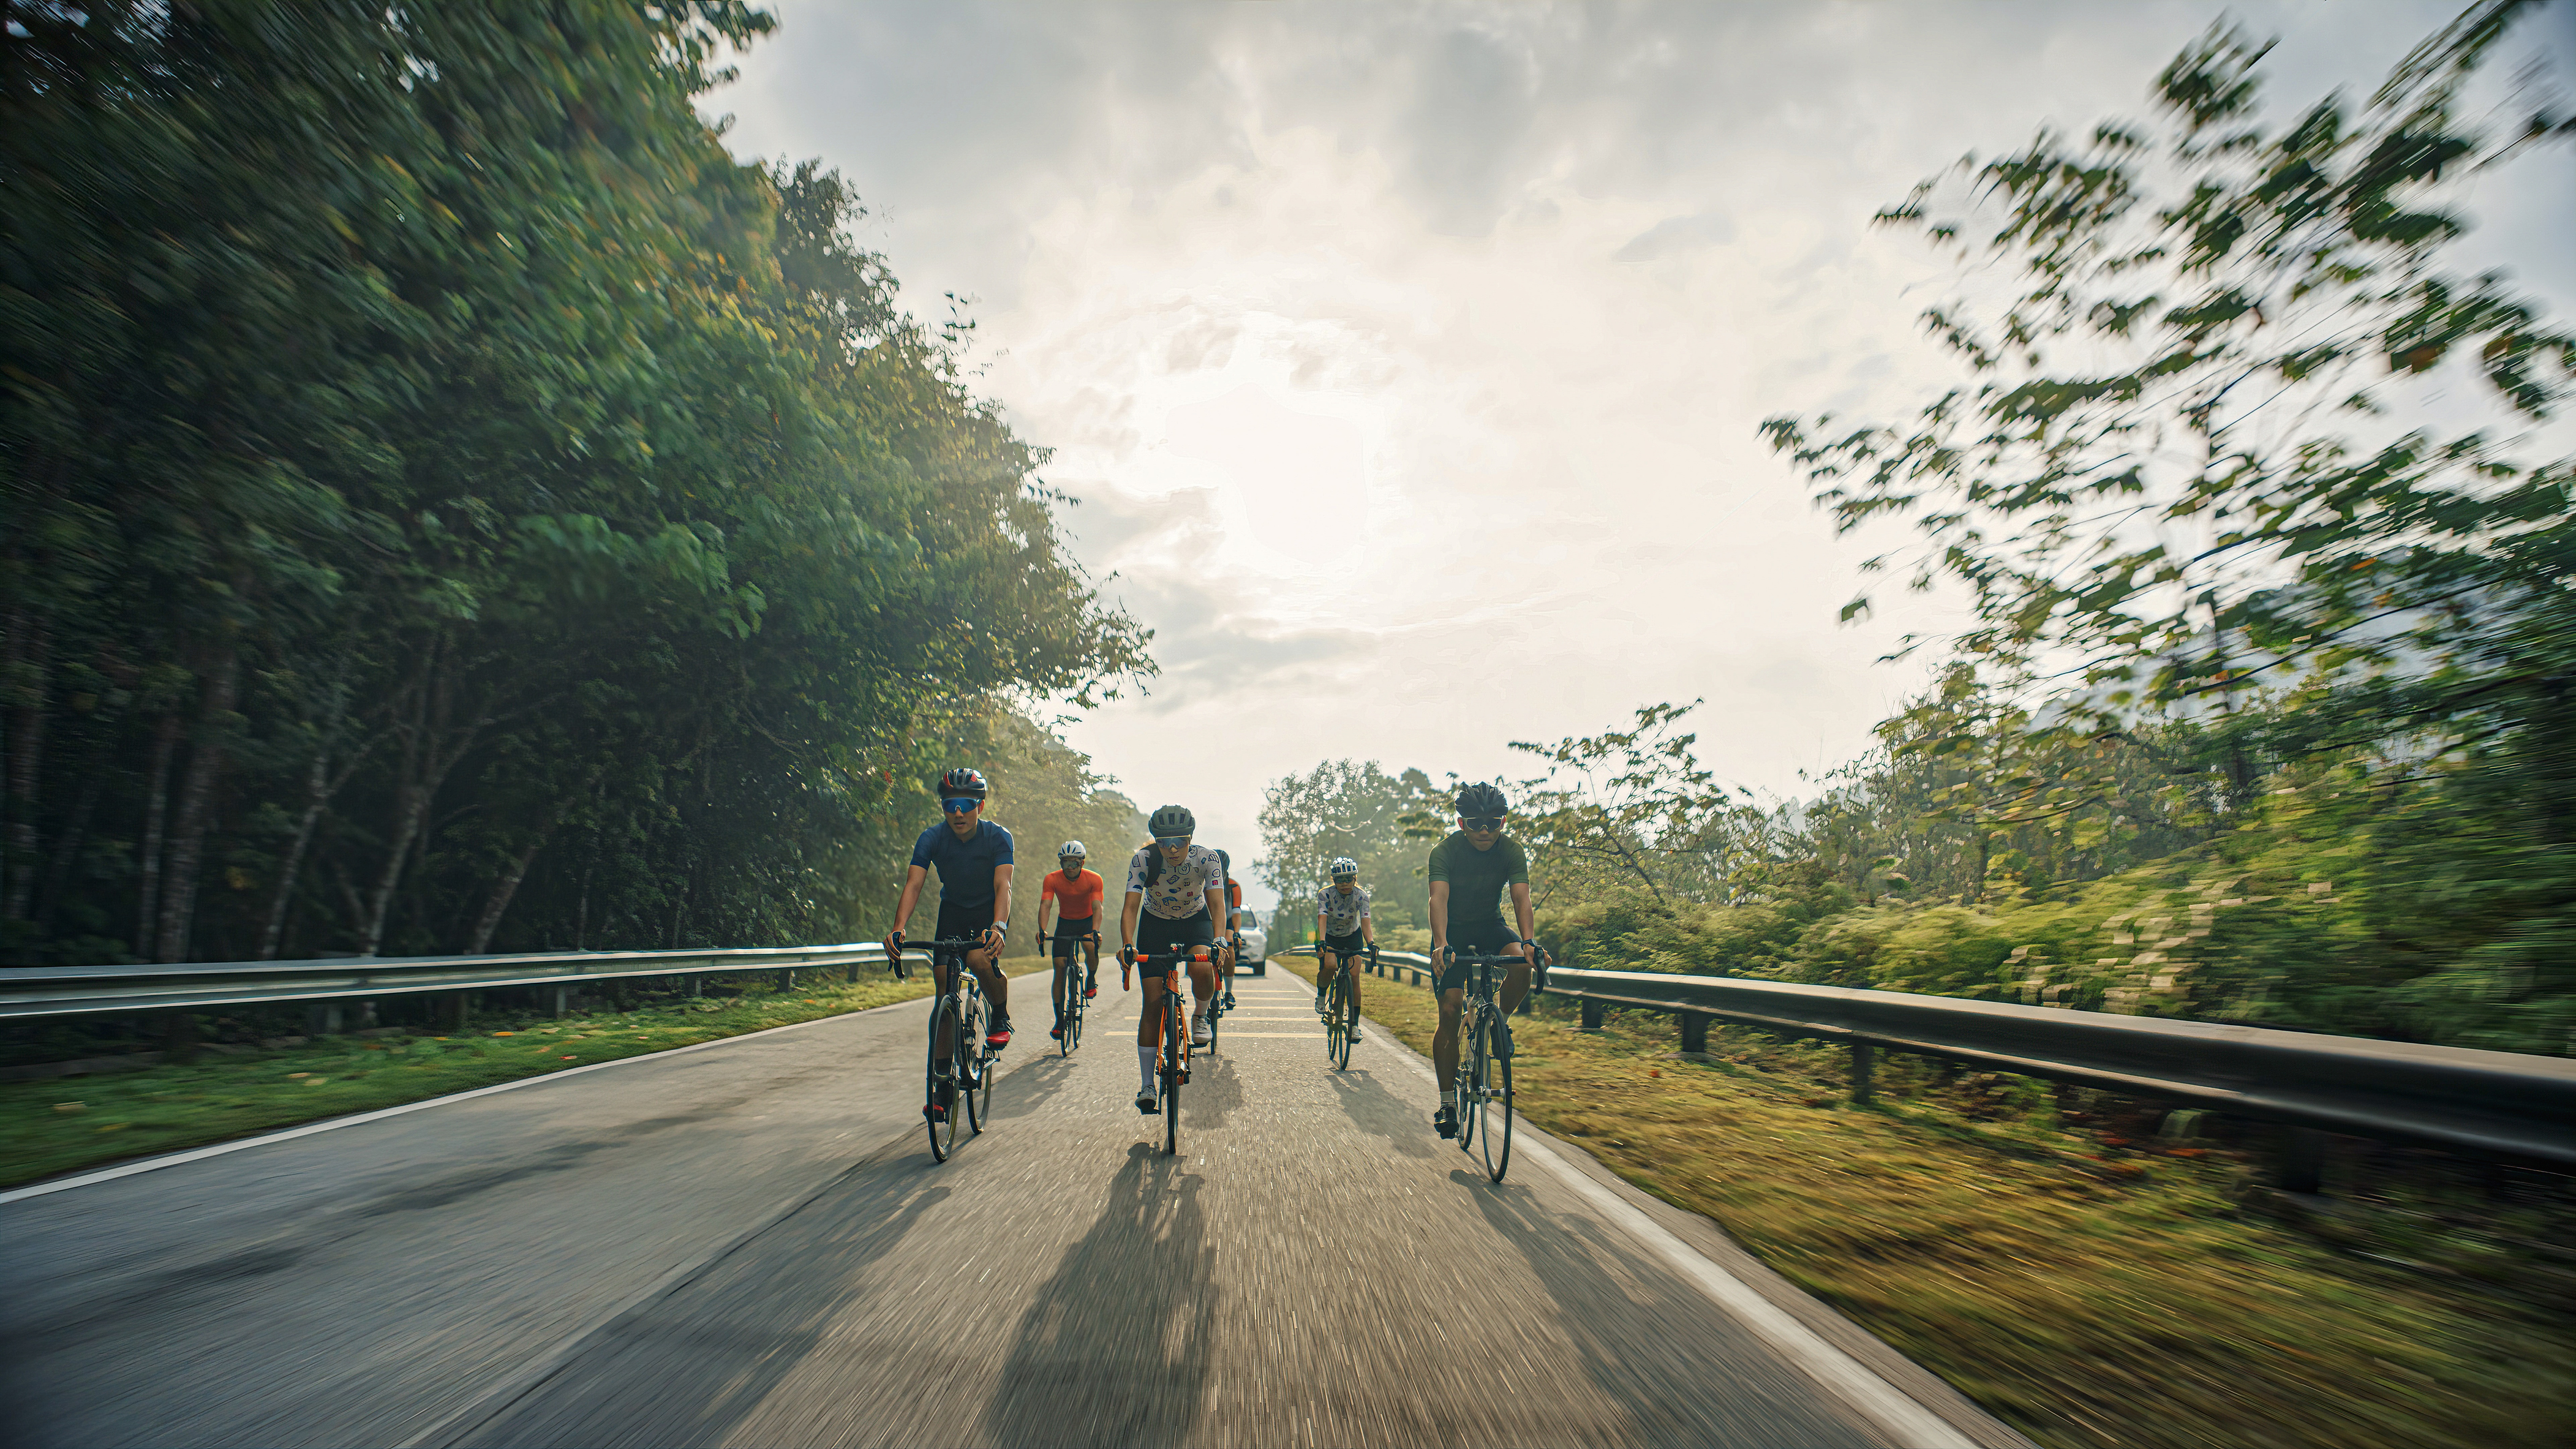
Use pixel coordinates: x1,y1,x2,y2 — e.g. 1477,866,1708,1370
1148,804,1196,837
939,766,988,800
1455,781,1509,818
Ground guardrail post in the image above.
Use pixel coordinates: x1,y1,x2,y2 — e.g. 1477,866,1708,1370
1851,1043,1875,1105
304,1002,343,1036
777,968,794,993
848,960,862,985
1579,998,1605,1031
2277,1126,2327,1195
443,991,468,1032
550,986,569,1019
1679,1012,1709,1054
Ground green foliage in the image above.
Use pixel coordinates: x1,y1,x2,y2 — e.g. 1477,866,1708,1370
1,2,1150,965
1254,760,1447,936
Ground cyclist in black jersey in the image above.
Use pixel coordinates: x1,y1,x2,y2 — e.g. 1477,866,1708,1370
1426,781,1543,1138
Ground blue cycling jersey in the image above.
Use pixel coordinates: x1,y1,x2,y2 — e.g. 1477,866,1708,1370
910,819,1014,905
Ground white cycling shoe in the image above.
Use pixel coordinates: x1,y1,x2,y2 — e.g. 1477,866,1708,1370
1189,1014,1212,1048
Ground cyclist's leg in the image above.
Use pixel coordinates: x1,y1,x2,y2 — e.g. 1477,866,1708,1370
1083,935,1101,995
1316,949,1339,1013
1501,942,1533,1015
1433,987,1466,1089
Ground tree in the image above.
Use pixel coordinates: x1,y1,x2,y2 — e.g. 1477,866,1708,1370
1763,3,2574,808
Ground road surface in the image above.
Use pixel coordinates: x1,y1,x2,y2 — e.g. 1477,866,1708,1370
2,966,2024,1448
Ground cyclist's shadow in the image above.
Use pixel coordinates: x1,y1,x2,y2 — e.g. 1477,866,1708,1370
1327,1069,1439,1159
977,1143,1216,1449
983,1050,1080,1124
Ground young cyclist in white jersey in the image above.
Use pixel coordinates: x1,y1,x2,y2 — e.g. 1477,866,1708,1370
1312,857,1372,1043
1118,804,1227,1115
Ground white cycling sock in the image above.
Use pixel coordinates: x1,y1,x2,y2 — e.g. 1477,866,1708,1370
1442,1088,1458,1110
1137,1041,1158,1094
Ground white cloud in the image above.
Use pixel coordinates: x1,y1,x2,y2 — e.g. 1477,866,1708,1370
712,0,2576,906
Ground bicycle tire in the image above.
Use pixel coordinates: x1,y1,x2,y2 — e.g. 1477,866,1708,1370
1331,971,1356,1071
1322,969,1346,1066
925,996,961,1162
1459,1017,1485,1156
965,987,993,1135
1478,1014,1514,1182
1058,967,1078,1058
1162,990,1183,1155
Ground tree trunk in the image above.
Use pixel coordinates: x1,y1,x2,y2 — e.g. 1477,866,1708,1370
467,830,550,955
360,644,486,957
3,620,51,920
157,647,240,963
134,713,181,957
259,749,333,960
37,769,103,930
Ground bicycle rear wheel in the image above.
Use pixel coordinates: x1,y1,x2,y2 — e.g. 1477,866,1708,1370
1478,1014,1514,1182
925,997,961,1162
965,988,993,1134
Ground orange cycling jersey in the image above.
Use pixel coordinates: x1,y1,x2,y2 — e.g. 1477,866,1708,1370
1042,867,1106,922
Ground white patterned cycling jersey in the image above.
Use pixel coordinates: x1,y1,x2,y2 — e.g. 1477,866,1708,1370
1126,843,1227,920
1316,884,1371,936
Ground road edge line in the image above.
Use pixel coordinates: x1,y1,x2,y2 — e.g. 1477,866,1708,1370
0,968,1055,1206
1289,963,1986,1449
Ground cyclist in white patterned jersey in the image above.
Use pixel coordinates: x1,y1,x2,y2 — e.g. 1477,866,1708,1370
1312,858,1373,1043
1118,804,1229,1115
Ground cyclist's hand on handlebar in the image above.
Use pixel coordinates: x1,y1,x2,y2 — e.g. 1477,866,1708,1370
1118,944,1135,989
981,924,1007,955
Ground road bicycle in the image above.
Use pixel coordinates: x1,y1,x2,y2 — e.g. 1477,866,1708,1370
1318,942,1375,1071
1126,943,1210,1156
902,935,995,1163
1055,929,1101,1058
1442,937,1540,1183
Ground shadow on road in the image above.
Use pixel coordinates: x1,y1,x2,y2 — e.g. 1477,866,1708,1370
1327,1069,1439,1159
455,1148,954,1449
1456,1167,1863,1448
979,1143,1216,1449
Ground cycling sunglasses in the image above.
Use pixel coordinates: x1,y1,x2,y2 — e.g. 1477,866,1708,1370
1154,835,1191,848
942,797,982,815
1461,816,1505,831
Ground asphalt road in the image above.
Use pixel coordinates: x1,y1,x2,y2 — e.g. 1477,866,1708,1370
2,965,2022,1449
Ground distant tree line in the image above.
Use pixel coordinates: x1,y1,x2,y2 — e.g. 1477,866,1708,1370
1259,4,2573,1054
1,2,1151,965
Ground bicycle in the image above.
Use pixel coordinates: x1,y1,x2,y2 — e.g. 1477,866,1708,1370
1126,943,1210,1155
902,935,996,1163
1055,930,1101,1058
1442,937,1540,1183
1318,943,1375,1071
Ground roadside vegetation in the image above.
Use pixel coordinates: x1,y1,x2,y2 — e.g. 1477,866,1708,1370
1283,954,2575,1449
1,965,946,1190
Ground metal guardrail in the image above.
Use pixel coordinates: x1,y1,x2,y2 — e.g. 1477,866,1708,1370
1282,946,2575,1176
1543,966,2576,1173
0,943,897,1021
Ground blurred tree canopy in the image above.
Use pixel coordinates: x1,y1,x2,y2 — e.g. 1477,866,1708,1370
1,1,1150,965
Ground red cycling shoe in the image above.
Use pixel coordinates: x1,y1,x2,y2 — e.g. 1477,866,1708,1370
986,1020,1013,1050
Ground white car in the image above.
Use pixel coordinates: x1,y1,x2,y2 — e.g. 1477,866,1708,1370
1231,908,1269,976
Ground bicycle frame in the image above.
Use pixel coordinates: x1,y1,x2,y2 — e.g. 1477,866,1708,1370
1442,938,1536,1182
1133,944,1208,1154
906,936,992,1162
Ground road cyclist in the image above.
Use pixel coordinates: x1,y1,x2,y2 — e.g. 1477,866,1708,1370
1313,856,1374,1066
1426,781,1547,1142
1038,841,1105,1052
883,767,1015,1128
1118,805,1229,1118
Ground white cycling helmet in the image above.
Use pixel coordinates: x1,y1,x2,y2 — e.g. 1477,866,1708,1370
1328,856,1358,878
1058,840,1087,859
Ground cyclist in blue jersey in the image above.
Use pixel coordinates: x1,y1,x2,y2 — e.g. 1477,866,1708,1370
885,768,1017,1112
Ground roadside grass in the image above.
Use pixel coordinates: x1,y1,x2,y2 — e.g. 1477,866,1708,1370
1280,955,2575,1449
1,968,946,1191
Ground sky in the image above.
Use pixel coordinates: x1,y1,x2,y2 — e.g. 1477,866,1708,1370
706,1,2576,907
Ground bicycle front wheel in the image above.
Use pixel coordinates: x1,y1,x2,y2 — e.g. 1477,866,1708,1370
925,998,962,1162
1478,1014,1515,1182
965,990,993,1134
1331,976,1356,1071
1322,972,1346,1066
1459,1018,1486,1155
1162,995,1184,1155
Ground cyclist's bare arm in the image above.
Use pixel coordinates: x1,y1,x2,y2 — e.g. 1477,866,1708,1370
891,865,929,939
985,864,1014,952
1427,881,1450,959
1511,883,1535,955
1037,889,1056,941
1119,890,1144,980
